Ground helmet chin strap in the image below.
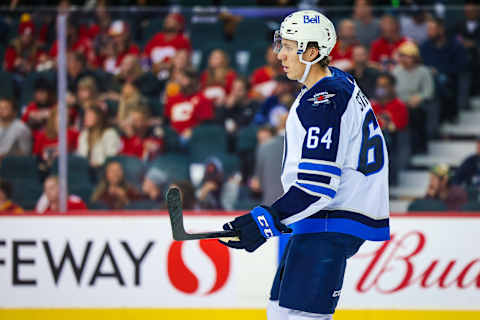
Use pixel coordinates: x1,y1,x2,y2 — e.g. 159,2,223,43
297,53,325,84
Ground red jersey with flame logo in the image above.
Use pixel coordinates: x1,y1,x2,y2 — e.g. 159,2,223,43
250,66,277,98
33,128,79,161
165,92,214,134
144,32,191,64
200,69,237,103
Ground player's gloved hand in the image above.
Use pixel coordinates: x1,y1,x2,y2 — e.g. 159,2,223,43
219,205,292,252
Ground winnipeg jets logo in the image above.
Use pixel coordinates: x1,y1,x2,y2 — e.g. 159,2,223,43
307,92,336,105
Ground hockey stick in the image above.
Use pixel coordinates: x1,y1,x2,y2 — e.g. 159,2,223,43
166,186,240,241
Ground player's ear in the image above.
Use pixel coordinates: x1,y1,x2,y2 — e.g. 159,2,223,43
304,46,318,62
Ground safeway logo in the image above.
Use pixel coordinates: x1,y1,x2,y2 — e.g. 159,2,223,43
167,239,230,295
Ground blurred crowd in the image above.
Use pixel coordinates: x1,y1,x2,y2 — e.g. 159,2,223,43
1,0,480,213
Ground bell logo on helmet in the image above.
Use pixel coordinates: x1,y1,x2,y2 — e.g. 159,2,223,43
303,15,321,24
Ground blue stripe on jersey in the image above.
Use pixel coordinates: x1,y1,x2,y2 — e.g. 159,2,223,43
298,162,341,176
296,182,336,198
290,218,390,241
309,210,389,228
297,172,331,184
271,185,320,221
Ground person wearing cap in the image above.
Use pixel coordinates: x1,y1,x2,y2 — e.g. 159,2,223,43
3,14,46,74
425,163,467,211
143,13,192,76
142,167,168,203
392,41,434,154
100,20,140,75
453,136,480,197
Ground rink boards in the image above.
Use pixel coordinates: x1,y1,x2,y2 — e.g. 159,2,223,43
0,211,479,320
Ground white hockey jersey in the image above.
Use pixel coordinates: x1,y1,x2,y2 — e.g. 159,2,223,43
271,67,390,241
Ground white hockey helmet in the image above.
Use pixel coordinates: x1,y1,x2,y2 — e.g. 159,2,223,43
274,10,337,83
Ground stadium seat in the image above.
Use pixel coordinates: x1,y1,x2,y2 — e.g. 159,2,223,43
461,201,480,212
234,185,257,210
0,155,39,181
105,155,146,188
11,178,43,210
125,200,161,210
189,124,228,161
69,182,94,204
149,153,191,182
236,125,258,153
140,18,164,47
0,70,14,99
88,200,110,210
51,155,91,183
407,199,447,212
19,70,56,107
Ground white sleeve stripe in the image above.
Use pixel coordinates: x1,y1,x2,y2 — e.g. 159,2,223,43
295,183,333,200
297,179,337,191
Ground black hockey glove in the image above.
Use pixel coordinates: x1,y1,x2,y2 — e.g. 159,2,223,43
219,205,292,252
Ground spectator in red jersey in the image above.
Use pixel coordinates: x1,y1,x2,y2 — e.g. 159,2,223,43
370,15,409,70
3,14,47,74
371,73,409,134
393,41,434,155
49,19,97,68
121,107,164,161
35,175,87,213
351,45,380,99
91,161,140,209
22,78,56,137
0,98,31,159
34,108,79,175
200,49,237,106
164,69,214,139
77,106,122,168
250,46,283,100
100,20,140,75
0,179,23,214
330,19,358,71
144,13,191,77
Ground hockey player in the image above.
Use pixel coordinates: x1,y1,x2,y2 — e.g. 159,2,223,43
219,10,390,320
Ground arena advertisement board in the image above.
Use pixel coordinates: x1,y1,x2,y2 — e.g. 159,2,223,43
0,212,479,319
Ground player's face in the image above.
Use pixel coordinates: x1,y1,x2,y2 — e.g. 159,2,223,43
277,39,305,81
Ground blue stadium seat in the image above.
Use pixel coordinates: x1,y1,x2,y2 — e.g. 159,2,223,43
407,199,447,212
149,152,191,182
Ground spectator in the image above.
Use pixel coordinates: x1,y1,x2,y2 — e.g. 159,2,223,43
250,46,283,100
200,49,237,106
456,0,480,95
371,73,409,184
393,41,434,154
370,15,409,70
164,69,214,139
453,136,480,198
91,161,140,209
371,73,409,135
120,108,164,161
351,45,379,99
49,19,97,68
330,19,358,71
254,75,294,127
116,83,147,124
100,20,140,75
0,98,31,159
424,164,468,211
77,106,122,168
352,0,380,47
421,18,469,123
144,13,191,77
164,49,192,100
196,157,224,209
256,125,275,146
400,7,429,45
34,108,79,174
142,167,167,203
0,179,23,213
22,78,56,137
3,14,47,74
216,77,258,135
66,51,96,93
250,114,286,206
35,175,87,213
76,76,99,112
